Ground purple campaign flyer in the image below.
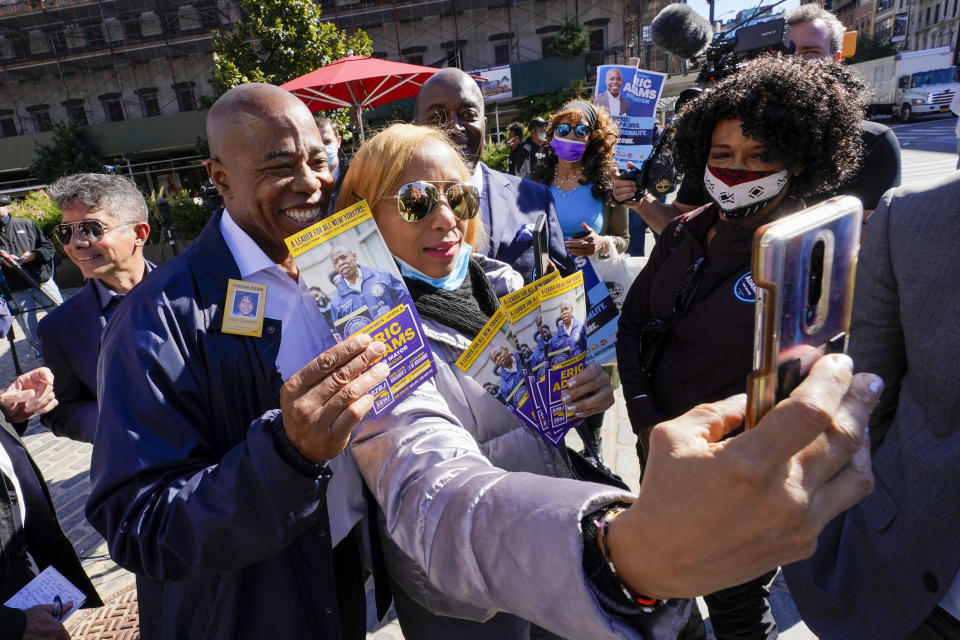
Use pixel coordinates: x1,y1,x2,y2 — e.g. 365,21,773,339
455,307,542,434
540,272,588,443
284,201,436,418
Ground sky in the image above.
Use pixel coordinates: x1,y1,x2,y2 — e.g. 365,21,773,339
685,0,803,24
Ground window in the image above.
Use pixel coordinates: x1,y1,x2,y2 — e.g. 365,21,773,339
926,7,931,23
100,93,125,122
406,54,423,65
589,29,604,52
954,0,958,16
123,15,143,41
494,43,510,65
137,88,161,117
173,82,196,112
11,35,29,58
0,111,17,138
84,22,105,47
445,49,462,68
47,30,67,54
935,4,940,21
63,99,88,125
27,105,52,133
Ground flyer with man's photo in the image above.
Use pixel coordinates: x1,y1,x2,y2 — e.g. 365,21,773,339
540,271,588,442
454,307,541,433
284,201,436,417
500,273,559,432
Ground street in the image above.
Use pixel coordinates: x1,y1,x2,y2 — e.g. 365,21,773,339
6,115,956,640
884,113,959,188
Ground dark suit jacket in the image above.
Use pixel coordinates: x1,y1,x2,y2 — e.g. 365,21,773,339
479,163,572,284
36,281,103,443
0,415,102,631
783,173,960,638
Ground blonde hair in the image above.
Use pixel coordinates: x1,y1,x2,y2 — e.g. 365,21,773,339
336,123,486,249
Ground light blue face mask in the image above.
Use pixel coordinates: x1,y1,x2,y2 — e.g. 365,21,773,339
396,242,472,291
325,143,339,169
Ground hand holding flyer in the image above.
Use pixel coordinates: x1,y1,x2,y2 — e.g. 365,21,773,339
284,201,436,417
539,272,589,442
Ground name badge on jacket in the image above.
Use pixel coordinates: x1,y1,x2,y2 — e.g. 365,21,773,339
222,279,267,337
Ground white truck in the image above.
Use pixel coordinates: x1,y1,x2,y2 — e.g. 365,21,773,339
850,46,959,122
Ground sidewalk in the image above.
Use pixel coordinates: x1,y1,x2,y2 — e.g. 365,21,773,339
6,287,814,640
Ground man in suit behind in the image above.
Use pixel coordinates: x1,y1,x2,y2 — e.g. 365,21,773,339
37,174,151,443
413,68,572,287
783,173,960,639
0,366,102,639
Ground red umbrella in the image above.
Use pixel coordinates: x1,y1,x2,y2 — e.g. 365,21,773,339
281,55,442,141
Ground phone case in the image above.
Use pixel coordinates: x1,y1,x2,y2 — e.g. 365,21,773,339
745,196,863,429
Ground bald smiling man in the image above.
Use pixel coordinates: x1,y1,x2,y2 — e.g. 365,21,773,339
85,83,391,640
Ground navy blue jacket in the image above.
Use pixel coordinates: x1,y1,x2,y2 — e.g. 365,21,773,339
330,265,407,331
548,319,585,365
86,212,349,640
37,281,104,443
479,163,574,283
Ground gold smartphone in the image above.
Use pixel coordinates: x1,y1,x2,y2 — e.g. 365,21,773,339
745,196,863,429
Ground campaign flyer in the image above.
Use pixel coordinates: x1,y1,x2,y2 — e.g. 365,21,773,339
454,307,541,434
572,256,620,365
594,64,666,170
540,271,588,442
500,272,559,433
284,200,436,417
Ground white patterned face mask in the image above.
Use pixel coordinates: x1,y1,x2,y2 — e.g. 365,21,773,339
703,165,790,219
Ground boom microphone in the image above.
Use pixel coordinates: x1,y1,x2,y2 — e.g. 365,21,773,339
650,4,714,60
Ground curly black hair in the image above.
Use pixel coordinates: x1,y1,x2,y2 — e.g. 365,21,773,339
670,55,868,200
532,102,619,203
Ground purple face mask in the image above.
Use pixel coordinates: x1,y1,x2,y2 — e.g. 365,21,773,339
550,137,586,162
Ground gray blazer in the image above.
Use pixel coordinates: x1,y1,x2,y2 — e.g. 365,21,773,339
783,173,960,639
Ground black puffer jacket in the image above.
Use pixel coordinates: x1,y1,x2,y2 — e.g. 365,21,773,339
0,216,56,291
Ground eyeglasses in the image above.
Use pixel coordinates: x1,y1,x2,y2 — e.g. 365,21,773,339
53,220,136,245
387,181,480,223
555,123,592,139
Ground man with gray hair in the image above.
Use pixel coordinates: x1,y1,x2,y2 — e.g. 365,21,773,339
37,172,151,442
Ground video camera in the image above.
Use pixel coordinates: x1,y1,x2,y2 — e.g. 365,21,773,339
696,18,793,84
199,181,223,220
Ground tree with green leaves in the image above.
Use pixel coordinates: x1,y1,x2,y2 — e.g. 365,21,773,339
542,19,589,59
29,121,102,184
846,35,896,65
212,0,372,135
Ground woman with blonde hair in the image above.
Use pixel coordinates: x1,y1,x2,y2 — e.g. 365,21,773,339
338,123,620,639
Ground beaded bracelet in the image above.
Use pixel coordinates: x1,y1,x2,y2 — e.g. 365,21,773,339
593,507,665,614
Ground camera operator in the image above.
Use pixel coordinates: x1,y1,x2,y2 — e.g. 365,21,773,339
615,5,901,232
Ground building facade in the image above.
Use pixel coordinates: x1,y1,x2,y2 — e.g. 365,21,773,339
0,0,635,191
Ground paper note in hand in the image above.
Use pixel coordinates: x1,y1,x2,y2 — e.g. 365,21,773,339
4,565,86,620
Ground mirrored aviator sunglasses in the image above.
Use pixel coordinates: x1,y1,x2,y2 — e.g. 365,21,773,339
555,123,591,139
395,181,480,223
54,220,133,245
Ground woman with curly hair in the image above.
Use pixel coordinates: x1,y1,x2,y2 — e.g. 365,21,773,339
532,100,630,259
616,55,867,640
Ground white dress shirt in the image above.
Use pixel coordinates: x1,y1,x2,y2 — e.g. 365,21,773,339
220,210,365,546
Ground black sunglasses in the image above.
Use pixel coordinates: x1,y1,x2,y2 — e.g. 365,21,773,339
54,220,135,245
387,181,480,223
555,123,592,139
